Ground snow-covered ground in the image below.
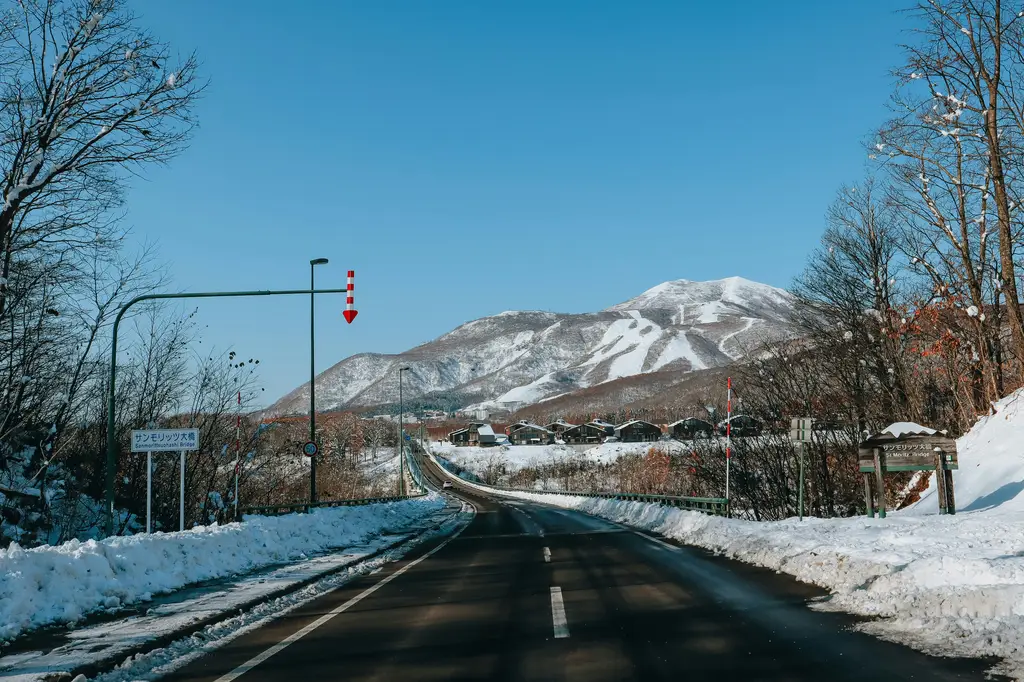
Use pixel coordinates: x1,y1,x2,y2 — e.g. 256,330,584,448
433,440,684,480
453,390,1024,679
583,440,687,464
0,494,445,643
433,442,577,478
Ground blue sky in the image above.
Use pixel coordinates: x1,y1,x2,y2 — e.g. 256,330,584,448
124,1,907,405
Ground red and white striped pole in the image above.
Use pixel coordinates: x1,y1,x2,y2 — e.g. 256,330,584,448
726,376,732,512
343,270,358,323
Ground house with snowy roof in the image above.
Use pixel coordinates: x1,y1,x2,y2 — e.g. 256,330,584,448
448,421,498,446
507,420,554,445
669,417,715,440
614,420,664,443
545,419,577,436
716,415,762,437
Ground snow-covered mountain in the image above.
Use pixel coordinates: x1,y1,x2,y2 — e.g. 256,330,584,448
267,276,797,416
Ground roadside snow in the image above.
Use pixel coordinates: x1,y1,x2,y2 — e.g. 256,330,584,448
0,500,469,682
0,495,444,642
908,390,1024,514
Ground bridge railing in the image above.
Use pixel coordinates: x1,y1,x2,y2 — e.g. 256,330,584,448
404,442,430,493
423,449,728,516
238,493,427,518
496,487,729,516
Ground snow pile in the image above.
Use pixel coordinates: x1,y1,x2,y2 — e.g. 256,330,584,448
881,421,937,438
0,494,444,642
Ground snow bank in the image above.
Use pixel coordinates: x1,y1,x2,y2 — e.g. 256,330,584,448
908,389,1024,514
0,494,444,642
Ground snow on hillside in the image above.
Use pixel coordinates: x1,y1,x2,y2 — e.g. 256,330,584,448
466,390,1024,678
0,495,444,642
268,277,799,416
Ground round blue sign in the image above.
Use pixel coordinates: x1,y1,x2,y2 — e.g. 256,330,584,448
302,441,318,457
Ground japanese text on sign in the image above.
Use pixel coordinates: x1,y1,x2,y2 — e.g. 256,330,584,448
131,428,200,452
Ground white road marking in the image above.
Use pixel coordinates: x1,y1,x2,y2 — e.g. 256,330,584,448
543,546,551,563
211,507,474,682
550,586,570,639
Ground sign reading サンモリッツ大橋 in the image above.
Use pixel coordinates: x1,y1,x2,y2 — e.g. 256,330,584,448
858,422,957,518
131,428,200,453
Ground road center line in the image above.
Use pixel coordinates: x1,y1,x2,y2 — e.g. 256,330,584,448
550,586,570,639
543,546,551,563
211,507,474,682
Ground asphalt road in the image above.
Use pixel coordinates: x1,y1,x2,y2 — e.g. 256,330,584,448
164,454,1000,682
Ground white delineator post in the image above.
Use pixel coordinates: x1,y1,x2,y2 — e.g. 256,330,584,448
146,452,152,533
726,376,732,511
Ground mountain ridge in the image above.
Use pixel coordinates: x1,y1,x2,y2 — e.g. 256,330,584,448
266,277,797,416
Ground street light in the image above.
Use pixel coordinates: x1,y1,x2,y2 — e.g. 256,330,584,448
310,257,329,506
398,366,411,496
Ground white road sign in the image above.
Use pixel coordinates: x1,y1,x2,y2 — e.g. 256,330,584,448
790,418,813,443
131,428,200,453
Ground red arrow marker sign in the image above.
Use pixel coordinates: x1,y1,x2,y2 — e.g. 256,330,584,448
344,270,357,324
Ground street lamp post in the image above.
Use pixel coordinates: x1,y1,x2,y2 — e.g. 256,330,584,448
398,366,411,497
309,258,329,506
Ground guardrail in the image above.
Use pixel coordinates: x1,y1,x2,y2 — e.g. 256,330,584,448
239,493,427,518
404,442,430,493
424,450,728,516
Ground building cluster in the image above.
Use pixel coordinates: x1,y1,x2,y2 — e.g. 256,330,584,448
445,415,762,447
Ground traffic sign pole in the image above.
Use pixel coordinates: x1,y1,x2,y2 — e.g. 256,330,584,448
790,417,813,521
146,452,152,533
798,442,805,521
179,450,185,531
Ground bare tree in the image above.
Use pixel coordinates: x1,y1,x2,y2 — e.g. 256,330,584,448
0,0,201,318
898,0,1024,362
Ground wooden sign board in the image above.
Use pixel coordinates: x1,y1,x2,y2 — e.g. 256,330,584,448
858,429,958,517
858,436,957,472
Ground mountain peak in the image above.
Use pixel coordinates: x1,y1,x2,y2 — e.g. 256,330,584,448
604,277,791,319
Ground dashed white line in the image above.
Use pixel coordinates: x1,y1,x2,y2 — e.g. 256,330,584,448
550,586,570,639
543,546,551,563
